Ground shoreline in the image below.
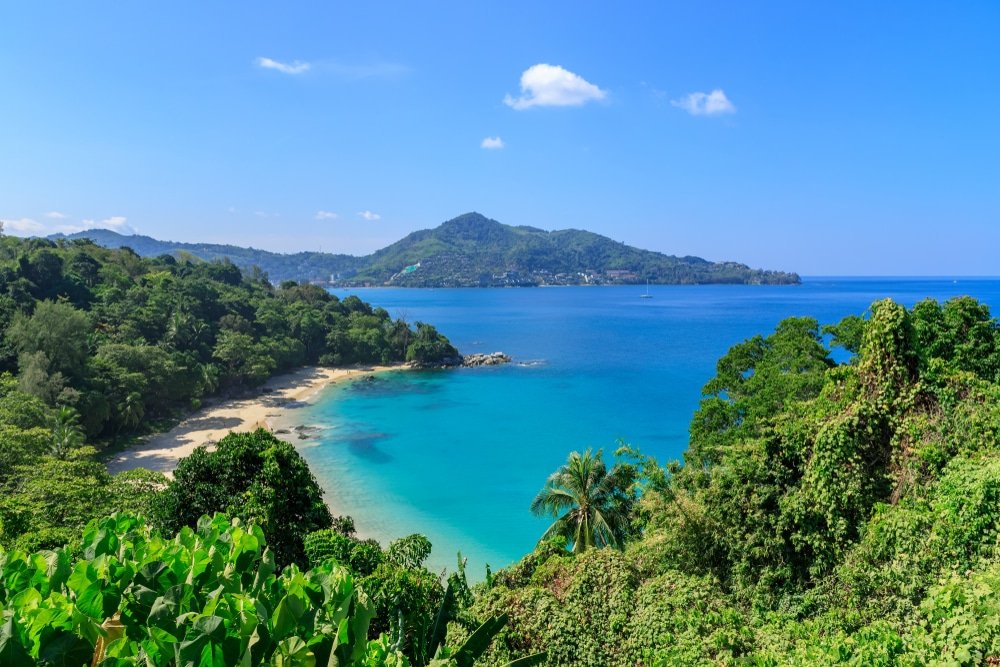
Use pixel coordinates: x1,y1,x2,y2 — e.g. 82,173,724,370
106,364,407,477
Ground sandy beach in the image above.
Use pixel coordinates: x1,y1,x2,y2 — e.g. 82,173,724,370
106,364,405,476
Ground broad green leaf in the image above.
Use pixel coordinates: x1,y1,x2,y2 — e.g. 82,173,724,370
43,549,72,595
453,613,508,667
428,581,456,658
273,636,316,667
148,588,182,632
271,593,307,640
10,587,42,613
76,582,107,620
84,525,116,560
192,615,226,642
0,617,32,667
38,628,93,667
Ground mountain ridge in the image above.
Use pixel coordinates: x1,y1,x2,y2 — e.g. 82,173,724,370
52,212,800,286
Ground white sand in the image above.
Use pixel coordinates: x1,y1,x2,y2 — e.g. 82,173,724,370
106,364,405,477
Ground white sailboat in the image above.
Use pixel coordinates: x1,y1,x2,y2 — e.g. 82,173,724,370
640,280,653,298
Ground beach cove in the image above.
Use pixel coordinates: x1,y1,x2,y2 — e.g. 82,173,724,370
106,364,407,477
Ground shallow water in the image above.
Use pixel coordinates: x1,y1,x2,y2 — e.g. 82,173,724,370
295,278,1000,576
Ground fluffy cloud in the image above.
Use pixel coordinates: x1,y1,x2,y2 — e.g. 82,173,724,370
504,64,607,110
358,210,381,221
45,211,68,219
256,57,311,75
671,89,736,116
315,210,338,220
2,218,46,234
481,136,504,150
2,214,134,236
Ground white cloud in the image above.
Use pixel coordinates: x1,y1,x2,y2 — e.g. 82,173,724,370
2,218,46,235
504,64,607,110
46,211,68,219
315,210,339,220
671,89,736,116
3,214,135,236
481,136,504,150
256,57,311,75
358,210,381,221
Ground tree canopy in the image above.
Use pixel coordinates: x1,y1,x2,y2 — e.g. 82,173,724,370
160,429,334,567
0,235,457,440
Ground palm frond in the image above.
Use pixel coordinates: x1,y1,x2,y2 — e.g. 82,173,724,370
530,487,577,517
530,448,636,553
590,508,620,549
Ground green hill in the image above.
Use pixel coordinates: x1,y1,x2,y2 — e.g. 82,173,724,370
354,213,799,286
55,213,800,286
50,228,362,284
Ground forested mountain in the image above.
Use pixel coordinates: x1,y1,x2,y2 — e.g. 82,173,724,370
347,213,799,286
50,227,363,284
54,212,800,286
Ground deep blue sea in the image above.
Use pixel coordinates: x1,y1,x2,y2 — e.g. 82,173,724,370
294,278,1000,576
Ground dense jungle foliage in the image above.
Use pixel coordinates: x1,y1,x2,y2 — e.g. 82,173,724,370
0,233,456,440
474,296,1000,665
5,241,1000,667
0,232,456,556
0,513,541,666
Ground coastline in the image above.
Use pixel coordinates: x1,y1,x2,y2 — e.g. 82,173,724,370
106,364,407,477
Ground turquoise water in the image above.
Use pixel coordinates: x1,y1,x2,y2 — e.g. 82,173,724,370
296,279,1000,576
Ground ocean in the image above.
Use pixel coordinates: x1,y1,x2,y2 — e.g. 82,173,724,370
292,278,1000,576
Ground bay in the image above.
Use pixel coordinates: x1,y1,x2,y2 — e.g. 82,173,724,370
295,278,1000,576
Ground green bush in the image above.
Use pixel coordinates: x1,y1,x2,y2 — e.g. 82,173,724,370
0,513,398,666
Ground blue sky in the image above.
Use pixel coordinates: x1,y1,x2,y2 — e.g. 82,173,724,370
2,2,998,275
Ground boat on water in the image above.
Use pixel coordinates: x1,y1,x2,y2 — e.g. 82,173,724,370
640,280,653,298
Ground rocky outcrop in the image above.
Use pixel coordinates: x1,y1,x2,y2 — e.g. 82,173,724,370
460,352,511,367
430,351,512,368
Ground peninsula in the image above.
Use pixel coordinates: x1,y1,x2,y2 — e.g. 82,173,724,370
55,212,800,287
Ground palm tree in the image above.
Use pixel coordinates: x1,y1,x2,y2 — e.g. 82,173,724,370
49,406,85,459
119,392,146,432
530,449,636,552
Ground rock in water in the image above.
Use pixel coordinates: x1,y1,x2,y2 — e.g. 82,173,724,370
461,352,512,367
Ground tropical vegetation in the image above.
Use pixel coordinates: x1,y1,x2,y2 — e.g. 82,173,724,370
0,231,456,552
4,234,1000,665
0,232,457,439
529,449,636,552
0,513,541,666
473,296,1000,665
